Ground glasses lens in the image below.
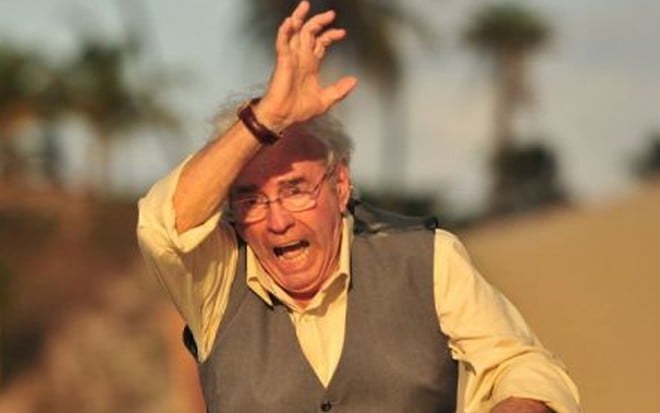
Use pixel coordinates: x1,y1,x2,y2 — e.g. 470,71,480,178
281,193,315,212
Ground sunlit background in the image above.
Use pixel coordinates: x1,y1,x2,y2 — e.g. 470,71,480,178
1,0,659,412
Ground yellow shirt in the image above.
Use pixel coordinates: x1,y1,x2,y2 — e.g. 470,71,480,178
137,161,580,413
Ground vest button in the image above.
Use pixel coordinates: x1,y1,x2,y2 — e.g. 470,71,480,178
320,401,332,411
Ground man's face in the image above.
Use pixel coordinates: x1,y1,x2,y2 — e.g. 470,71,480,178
231,133,350,302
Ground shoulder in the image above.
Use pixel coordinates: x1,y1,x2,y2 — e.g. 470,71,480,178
433,228,470,255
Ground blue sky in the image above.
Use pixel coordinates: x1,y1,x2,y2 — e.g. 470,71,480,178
2,0,659,213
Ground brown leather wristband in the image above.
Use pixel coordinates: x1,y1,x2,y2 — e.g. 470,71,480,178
237,98,281,145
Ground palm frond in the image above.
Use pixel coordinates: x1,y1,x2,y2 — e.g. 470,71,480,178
464,2,550,54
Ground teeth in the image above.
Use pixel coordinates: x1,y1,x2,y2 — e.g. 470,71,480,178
273,240,309,260
280,247,308,262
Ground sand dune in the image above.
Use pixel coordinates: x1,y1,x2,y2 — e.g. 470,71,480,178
461,180,660,413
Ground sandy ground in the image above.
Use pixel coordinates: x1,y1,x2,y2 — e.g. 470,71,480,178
460,180,660,413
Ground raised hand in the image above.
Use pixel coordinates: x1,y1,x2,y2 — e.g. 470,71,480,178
256,1,358,131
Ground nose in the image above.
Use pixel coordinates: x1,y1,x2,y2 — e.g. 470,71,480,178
266,200,295,234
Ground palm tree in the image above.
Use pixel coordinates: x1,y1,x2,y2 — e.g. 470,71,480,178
60,35,180,194
243,0,433,190
464,2,564,215
0,45,63,184
2,0,182,194
464,2,550,151
0,37,179,193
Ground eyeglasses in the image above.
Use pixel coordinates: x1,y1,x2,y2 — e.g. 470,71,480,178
230,166,335,223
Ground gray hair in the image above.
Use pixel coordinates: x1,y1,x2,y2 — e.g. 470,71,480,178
211,90,353,167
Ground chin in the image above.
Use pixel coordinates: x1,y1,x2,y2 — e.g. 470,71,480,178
279,273,323,295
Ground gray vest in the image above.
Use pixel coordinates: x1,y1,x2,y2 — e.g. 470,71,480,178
189,202,458,413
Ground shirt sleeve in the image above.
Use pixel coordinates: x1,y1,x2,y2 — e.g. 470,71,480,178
433,230,580,413
136,157,239,361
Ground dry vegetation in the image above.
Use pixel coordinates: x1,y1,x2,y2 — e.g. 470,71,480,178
0,185,202,413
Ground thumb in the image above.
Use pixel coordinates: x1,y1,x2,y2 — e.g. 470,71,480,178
322,76,358,107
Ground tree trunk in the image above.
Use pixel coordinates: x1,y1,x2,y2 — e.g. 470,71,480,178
84,132,113,197
379,86,407,191
490,50,530,215
493,50,527,153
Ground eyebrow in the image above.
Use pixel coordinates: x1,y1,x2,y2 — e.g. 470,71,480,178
282,176,306,187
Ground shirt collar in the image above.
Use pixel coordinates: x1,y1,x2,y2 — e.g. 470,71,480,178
246,215,353,312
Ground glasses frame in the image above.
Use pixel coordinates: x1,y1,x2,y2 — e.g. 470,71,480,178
230,164,336,224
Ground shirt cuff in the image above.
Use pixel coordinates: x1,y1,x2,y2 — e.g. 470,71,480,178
487,358,581,413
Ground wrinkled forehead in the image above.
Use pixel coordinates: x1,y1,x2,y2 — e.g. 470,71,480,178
233,129,328,190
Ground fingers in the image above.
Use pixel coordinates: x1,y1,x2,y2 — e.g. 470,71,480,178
276,18,293,54
276,1,311,53
289,1,309,42
291,1,310,22
313,28,346,58
300,10,336,51
302,10,336,36
281,3,340,52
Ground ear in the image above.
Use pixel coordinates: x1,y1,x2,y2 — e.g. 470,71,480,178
333,162,351,214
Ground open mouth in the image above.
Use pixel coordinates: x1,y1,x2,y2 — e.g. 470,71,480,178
273,240,310,260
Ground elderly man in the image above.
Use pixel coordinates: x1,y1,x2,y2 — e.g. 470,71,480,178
137,2,579,413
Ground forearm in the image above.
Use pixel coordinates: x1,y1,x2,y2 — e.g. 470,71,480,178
172,118,262,234
490,397,553,413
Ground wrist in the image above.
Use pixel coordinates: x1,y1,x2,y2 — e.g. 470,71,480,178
237,98,285,145
253,98,291,133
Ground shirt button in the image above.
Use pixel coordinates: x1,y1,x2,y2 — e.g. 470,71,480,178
320,401,332,411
